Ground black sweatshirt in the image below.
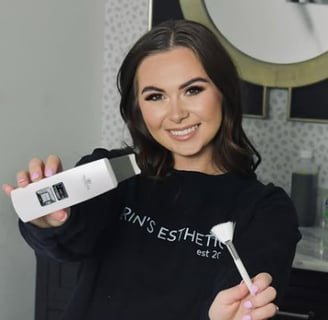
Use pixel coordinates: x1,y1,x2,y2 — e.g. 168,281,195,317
19,148,301,320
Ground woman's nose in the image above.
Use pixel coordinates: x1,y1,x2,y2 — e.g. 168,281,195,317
168,99,189,123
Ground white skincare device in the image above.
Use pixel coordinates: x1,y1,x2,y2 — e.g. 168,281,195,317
11,153,140,222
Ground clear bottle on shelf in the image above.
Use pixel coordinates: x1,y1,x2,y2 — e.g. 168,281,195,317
290,149,318,227
316,186,328,229
317,187,328,260
322,188,328,229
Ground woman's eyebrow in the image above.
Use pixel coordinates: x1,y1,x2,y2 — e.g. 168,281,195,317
140,77,209,95
179,77,209,89
141,86,164,94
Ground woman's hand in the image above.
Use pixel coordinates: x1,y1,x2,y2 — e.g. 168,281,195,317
2,155,70,228
209,273,278,320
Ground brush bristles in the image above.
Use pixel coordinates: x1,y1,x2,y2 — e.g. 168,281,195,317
210,221,235,243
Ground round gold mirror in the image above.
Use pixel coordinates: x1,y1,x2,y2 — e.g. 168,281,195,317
180,0,328,87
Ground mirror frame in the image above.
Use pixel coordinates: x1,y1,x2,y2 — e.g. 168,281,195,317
180,0,328,88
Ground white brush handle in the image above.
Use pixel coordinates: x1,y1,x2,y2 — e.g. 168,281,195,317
233,258,254,296
225,241,255,296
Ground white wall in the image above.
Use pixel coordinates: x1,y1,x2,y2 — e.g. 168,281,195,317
0,1,105,319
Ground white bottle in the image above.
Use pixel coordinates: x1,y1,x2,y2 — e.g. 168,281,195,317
290,149,318,227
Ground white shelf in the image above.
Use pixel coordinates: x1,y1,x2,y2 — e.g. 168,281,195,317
293,227,328,273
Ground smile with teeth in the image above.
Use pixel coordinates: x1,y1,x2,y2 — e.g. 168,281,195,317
170,124,199,136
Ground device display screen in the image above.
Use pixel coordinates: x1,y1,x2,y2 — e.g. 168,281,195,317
36,182,68,207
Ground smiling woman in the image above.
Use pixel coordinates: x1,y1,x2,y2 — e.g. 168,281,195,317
136,47,223,173
4,19,300,320
119,19,261,177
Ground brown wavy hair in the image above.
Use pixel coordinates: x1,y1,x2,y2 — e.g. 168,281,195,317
117,19,261,177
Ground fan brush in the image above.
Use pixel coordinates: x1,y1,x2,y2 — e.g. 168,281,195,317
211,221,255,295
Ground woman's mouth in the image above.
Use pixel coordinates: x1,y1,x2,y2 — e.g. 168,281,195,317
169,124,199,137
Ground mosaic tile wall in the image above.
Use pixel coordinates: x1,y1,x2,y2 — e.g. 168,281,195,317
101,0,328,194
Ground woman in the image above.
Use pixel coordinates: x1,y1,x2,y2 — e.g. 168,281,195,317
3,20,300,320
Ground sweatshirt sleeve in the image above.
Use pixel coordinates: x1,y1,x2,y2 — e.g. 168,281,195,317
211,182,301,304
18,148,133,262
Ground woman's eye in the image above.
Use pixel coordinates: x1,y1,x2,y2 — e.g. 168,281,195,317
186,86,204,96
145,93,163,101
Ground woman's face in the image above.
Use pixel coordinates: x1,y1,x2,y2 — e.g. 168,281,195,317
136,47,223,172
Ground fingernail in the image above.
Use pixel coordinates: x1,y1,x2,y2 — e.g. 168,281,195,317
58,212,68,222
239,279,244,286
44,168,54,177
251,284,259,295
244,300,253,309
242,315,251,320
18,178,28,184
31,172,40,180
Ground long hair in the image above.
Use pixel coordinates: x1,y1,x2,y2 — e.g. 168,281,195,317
117,19,261,177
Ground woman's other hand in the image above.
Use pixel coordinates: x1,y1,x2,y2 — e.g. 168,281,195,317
2,155,70,228
209,272,278,320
